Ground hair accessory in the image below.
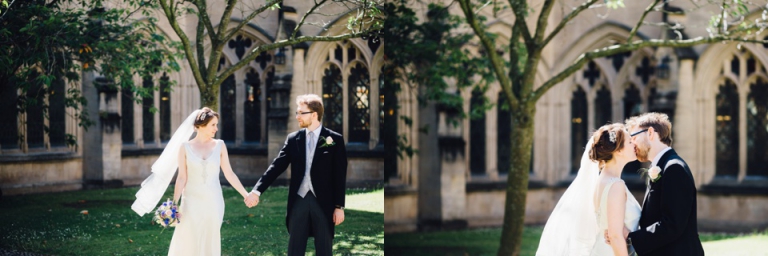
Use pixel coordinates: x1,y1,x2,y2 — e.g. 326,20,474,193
199,112,207,121
609,130,616,143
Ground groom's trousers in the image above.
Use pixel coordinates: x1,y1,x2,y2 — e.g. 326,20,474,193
287,193,332,256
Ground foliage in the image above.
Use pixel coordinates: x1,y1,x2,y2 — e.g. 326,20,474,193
0,0,179,148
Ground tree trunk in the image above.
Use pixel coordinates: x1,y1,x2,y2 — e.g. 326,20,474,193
200,86,219,111
497,105,535,256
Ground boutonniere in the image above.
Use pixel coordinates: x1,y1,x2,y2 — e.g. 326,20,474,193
319,136,335,148
640,166,663,183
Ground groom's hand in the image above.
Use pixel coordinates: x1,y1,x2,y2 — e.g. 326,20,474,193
245,191,260,208
332,208,345,226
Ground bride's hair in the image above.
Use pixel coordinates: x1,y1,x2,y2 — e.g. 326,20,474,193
194,107,219,129
588,123,627,166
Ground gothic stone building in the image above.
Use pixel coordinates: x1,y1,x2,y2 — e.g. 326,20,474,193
385,1,768,233
0,1,384,195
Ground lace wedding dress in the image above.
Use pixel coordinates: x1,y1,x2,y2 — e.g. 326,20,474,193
590,178,641,256
167,140,225,256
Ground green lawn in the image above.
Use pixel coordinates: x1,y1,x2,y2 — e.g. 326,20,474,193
385,226,768,256
0,186,383,255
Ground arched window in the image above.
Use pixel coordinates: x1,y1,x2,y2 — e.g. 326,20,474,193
322,65,343,134
159,73,171,142
571,86,588,174
470,88,486,175
716,80,739,177
348,63,370,143
594,85,612,128
747,79,768,176
498,92,512,175
26,73,45,149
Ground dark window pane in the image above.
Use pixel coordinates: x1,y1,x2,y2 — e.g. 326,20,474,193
334,45,343,63
747,79,768,176
624,84,643,119
584,61,600,87
383,74,397,180
379,75,384,145
244,69,261,142
49,77,66,147
220,75,236,143
571,87,588,174
26,76,45,149
716,80,739,177
348,63,370,143
470,88,486,175
594,86,613,128
322,65,343,135
1,80,19,149
159,74,171,142
747,56,756,75
731,57,740,76
122,86,134,144
635,57,655,84
142,76,154,143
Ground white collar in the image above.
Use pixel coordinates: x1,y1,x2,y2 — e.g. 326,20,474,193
306,125,323,137
651,146,672,167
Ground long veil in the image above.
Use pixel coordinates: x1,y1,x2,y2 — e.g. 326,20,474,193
536,136,600,256
131,109,201,216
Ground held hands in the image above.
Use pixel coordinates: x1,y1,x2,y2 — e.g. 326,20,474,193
604,226,630,245
244,191,260,208
332,208,345,226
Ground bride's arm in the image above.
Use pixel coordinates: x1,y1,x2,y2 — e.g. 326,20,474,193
606,181,629,256
173,145,188,205
220,143,248,199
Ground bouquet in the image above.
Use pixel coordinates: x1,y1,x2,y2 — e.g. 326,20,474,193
153,199,180,228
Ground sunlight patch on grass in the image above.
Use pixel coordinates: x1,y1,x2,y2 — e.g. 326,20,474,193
702,233,768,256
345,189,383,213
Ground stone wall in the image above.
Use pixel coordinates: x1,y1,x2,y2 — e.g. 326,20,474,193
0,156,82,195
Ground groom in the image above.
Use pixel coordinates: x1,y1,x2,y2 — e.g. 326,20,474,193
245,94,348,256
615,113,704,255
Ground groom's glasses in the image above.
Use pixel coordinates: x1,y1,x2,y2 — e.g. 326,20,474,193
630,129,648,137
295,111,314,116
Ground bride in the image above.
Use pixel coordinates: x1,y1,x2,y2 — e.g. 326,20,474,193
536,123,641,256
131,107,250,256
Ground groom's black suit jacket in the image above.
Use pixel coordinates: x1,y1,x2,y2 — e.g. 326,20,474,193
628,149,704,256
254,127,348,238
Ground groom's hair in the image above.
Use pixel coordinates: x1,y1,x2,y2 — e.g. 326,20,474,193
297,94,324,121
625,112,673,146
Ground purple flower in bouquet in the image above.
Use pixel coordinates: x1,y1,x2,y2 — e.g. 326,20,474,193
153,199,179,228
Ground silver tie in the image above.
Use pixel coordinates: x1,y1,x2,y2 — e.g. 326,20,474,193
298,131,314,197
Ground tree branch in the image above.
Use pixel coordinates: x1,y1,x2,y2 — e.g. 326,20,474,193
216,0,237,42
542,0,599,46
509,0,533,47
460,0,518,109
534,0,555,43
627,0,661,42
222,0,282,43
194,0,218,41
159,0,206,90
292,0,327,40
532,36,768,102
196,13,208,82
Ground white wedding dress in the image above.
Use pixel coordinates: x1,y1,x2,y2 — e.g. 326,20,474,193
589,178,641,256
167,140,225,256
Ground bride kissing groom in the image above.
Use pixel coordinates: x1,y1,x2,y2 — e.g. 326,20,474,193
536,113,703,256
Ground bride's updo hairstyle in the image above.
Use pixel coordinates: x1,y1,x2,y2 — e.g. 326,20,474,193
588,123,627,166
194,107,219,129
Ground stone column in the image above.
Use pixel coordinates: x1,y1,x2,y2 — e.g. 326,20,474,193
83,76,123,188
418,103,468,230
267,72,292,182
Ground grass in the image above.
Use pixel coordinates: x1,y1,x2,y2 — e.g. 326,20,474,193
385,226,768,256
0,186,383,255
